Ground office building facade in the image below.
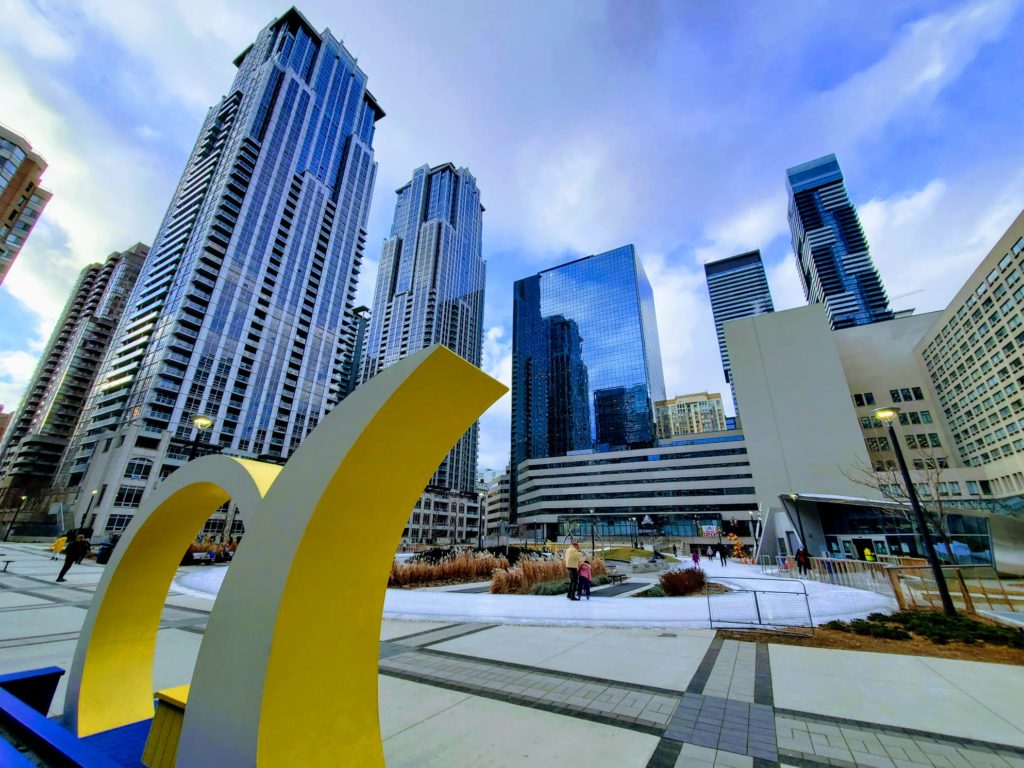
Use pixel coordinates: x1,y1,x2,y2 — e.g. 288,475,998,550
656,392,728,438
786,154,892,330
0,125,51,285
0,245,147,513
512,246,665,466
704,250,774,410
360,163,485,542
58,9,383,534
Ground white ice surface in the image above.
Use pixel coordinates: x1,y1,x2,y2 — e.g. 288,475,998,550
174,560,896,628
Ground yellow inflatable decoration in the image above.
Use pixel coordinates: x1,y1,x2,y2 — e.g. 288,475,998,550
63,345,507,767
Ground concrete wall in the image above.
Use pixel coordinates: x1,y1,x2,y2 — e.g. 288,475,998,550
726,304,880,518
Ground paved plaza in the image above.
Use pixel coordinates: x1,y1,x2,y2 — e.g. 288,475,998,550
2,542,1024,767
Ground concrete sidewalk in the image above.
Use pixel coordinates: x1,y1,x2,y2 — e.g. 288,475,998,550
2,542,1023,768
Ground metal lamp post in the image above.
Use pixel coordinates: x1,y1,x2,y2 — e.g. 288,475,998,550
589,507,596,555
187,414,214,461
873,407,956,616
3,495,29,541
80,489,99,529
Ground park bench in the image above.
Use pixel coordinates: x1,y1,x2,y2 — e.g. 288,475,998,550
605,566,628,585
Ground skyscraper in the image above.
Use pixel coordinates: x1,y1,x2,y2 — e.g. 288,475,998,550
704,249,774,416
511,245,666,513
359,163,485,542
655,392,728,438
0,125,51,285
786,154,893,330
58,9,383,534
0,245,147,513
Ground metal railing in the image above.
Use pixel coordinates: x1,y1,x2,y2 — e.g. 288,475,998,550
706,576,812,633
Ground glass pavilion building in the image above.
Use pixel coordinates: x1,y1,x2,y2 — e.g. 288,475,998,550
511,246,666,518
57,9,383,535
786,154,893,330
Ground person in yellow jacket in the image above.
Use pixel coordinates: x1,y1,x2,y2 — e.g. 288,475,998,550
564,541,582,601
49,535,67,561
864,547,875,562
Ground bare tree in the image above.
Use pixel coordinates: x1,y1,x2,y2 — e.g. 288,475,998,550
841,437,958,561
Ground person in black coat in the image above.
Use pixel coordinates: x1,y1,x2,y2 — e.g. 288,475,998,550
56,535,87,582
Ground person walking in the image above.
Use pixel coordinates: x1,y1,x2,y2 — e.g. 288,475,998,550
691,548,701,568
578,559,593,600
718,542,728,566
564,541,582,600
706,545,714,559
56,535,87,582
795,546,811,576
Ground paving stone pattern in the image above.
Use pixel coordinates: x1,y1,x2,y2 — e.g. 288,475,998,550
703,639,756,702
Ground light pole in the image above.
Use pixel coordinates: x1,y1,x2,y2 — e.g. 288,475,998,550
629,516,637,549
187,414,214,461
873,406,956,616
787,493,807,547
3,495,29,541
80,489,99,529
589,507,596,555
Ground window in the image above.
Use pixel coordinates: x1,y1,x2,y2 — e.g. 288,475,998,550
890,389,902,403
105,514,133,533
906,435,919,450
860,416,871,429
909,412,921,425
912,387,924,400
929,433,942,448
123,458,153,480
114,486,145,508
865,392,875,405
898,413,909,426
921,410,933,424
901,388,913,401
854,394,864,407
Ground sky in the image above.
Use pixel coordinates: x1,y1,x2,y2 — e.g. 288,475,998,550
1,0,1023,475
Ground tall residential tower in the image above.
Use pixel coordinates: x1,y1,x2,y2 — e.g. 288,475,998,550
360,163,485,542
704,249,774,417
0,125,51,284
786,154,892,330
58,9,383,534
0,245,147,513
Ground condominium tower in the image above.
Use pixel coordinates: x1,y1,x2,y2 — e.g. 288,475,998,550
704,249,774,416
0,245,147,511
58,9,383,534
655,392,728,439
786,154,892,330
360,163,485,542
0,125,51,285
511,246,666,515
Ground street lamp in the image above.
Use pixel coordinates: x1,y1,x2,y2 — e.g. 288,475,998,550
589,507,596,555
188,414,214,461
3,495,29,541
629,516,637,549
873,406,956,616
80,489,99,529
787,493,807,547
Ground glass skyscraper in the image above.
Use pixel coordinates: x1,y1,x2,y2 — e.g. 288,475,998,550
0,125,51,285
361,163,485,495
58,9,383,534
704,249,774,417
786,154,892,330
511,245,666,481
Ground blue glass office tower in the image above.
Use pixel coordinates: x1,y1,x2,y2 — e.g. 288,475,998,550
361,163,485,495
786,154,892,330
58,9,383,534
511,246,666,514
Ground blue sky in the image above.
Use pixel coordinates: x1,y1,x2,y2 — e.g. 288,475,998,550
1,0,1023,473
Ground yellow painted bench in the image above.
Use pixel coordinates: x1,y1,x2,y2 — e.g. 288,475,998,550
141,685,189,768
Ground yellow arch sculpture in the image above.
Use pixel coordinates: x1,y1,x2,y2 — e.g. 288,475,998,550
64,345,505,766
65,455,281,736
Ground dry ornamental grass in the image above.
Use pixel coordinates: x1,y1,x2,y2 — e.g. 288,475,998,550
388,550,509,587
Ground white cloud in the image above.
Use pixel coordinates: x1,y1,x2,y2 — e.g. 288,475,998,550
0,350,38,412
2,0,76,60
694,194,789,265
477,325,512,472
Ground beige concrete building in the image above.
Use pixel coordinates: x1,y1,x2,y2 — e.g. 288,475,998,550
655,392,727,438
724,212,1024,572
482,470,511,537
0,125,51,284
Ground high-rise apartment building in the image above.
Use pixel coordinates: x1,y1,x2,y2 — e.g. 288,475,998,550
0,125,51,285
511,246,666,515
0,245,147,511
704,249,774,416
58,9,383,534
359,163,485,542
786,154,892,330
656,392,728,438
